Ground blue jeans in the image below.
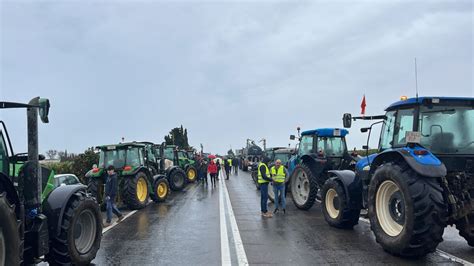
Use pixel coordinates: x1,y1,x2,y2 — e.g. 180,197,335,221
260,183,269,213
106,197,122,223
273,183,286,210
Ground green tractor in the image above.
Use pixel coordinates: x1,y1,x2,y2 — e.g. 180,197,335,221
0,97,102,265
86,142,170,210
162,145,198,183
152,144,188,191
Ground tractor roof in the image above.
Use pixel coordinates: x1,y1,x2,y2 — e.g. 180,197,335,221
96,142,146,149
386,96,474,111
301,128,349,137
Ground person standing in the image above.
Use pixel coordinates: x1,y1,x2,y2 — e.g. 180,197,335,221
200,159,208,184
270,159,288,214
208,159,218,187
224,158,231,180
216,159,221,180
104,165,123,227
258,157,273,218
232,157,239,175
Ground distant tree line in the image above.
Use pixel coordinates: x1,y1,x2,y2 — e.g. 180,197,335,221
164,125,191,150
43,148,98,183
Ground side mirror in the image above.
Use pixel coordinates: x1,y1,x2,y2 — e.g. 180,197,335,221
362,145,369,150
290,135,296,140
342,113,352,128
360,127,370,133
38,98,50,123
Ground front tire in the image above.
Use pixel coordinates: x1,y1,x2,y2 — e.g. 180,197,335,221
168,168,187,191
368,162,447,258
321,179,360,229
46,190,102,265
457,214,474,246
0,192,21,266
186,166,198,183
123,172,149,209
290,164,318,210
151,178,170,203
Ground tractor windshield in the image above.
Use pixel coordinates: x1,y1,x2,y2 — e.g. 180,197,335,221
317,137,347,157
164,148,174,160
99,149,126,169
419,105,474,155
125,148,143,167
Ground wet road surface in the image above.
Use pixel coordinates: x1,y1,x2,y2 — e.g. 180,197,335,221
92,170,474,265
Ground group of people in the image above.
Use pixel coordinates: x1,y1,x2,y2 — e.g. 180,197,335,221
197,157,240,186
258,158,288,218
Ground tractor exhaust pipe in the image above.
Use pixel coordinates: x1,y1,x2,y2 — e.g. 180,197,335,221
27,97,41,211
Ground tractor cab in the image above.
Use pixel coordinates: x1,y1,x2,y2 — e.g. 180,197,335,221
288,128,352,178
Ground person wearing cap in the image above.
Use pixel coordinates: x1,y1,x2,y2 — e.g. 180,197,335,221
270,159,288,214
258,156,273,218
104,165,123,227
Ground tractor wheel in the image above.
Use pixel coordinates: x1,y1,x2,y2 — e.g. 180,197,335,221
169,168,187,191
290,164,318,210
268,184,275,202
151,178,170,203
368,162,447,258
87,178,105,211
0,192,21,266
46,190,102,265
321,179,360,229
186,166,198,183
251,171,260,190
123,172,149,210
457,214,474,246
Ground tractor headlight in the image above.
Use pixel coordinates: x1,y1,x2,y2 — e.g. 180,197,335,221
363,165,370,171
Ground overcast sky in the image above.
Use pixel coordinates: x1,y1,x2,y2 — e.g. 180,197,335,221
1,0,472,155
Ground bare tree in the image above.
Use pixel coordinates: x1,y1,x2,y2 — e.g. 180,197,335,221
45,149,57,160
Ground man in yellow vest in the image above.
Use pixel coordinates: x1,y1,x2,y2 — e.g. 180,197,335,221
270,159,288,214
258,157,273,218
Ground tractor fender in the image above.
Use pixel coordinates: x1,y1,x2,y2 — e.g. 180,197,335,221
370,149,447,178
327,170,362,209
122,166,150,177
152,174,167,182
42,184,87,237
0,172,21,216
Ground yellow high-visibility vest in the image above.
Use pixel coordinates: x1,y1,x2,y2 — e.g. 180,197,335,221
270,166,286,183
228,159,232,165
257,162,270,184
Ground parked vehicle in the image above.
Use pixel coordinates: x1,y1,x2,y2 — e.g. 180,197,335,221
161,145,198,183
288,128,356,210
152,144,188,191
54,174,81,186
239,139,264,172
322,96,474,258
0,97,102,265
86,142,169,210
267,147,295,202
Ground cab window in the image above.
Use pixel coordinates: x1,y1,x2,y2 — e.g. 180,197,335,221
379,111,396,150
299,135,314,156
394,108,415,146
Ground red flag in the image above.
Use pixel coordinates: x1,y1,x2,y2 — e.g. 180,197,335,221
361,95,366,115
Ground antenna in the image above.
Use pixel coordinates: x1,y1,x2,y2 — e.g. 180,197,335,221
415,58,419,99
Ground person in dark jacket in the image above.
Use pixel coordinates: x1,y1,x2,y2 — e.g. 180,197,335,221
232,157,239,174
258,157,273,218
199,159,208,184
104,165,123,227
216,159,221,180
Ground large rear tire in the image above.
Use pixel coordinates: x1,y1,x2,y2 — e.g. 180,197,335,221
46,190,102,265
290,164,318,210
321,179,360,229
151,178,170,203
123,172,149,210
0,192,21,266
186,166,198,183
368,162,447,258
169,168,187,191
457,214,474,247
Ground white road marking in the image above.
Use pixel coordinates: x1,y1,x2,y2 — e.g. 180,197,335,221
222,177,249,266
219,177,232,265
102,210,137,234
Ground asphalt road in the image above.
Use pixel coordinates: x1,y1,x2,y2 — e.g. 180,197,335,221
92,169,474,265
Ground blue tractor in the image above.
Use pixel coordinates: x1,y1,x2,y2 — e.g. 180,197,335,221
321,96,474,258
288,128,357,210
